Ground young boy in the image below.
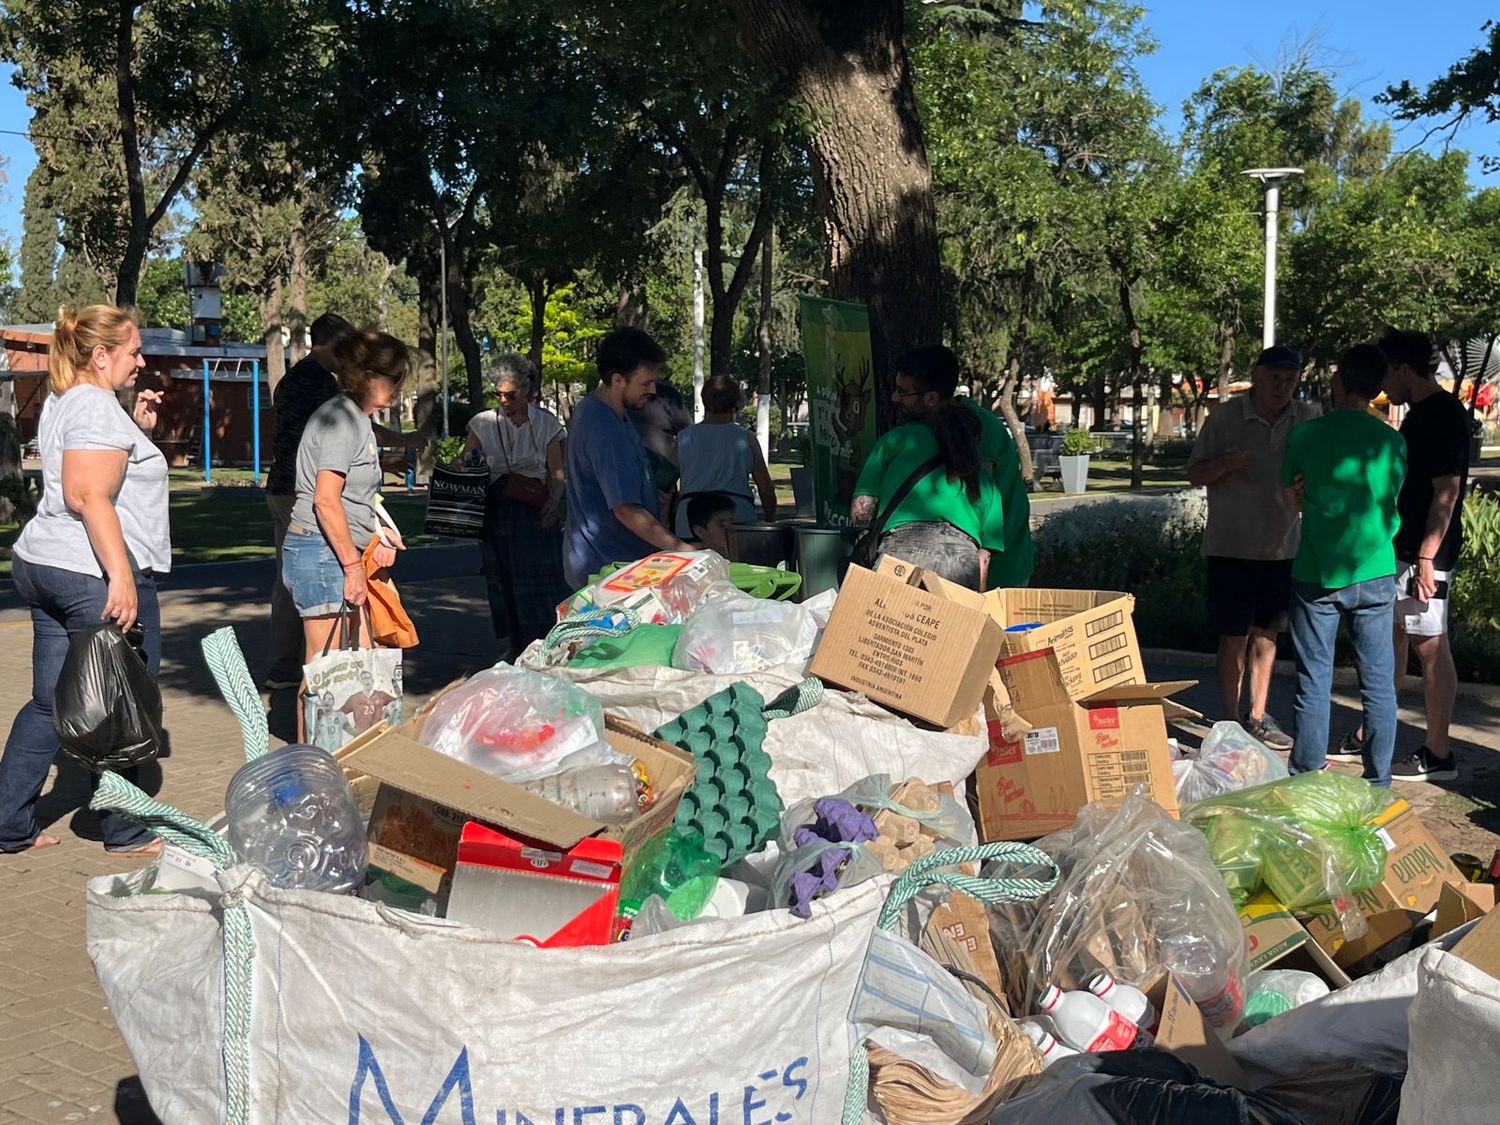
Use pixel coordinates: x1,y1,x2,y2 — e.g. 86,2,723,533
1281,343,1408,785
683,491,736,557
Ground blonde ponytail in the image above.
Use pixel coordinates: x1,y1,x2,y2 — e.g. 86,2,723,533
47,304,139,394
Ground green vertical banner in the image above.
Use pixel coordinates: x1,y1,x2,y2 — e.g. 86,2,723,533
800,296,878,528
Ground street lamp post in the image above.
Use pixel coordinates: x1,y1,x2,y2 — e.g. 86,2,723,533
1243,167,1303,348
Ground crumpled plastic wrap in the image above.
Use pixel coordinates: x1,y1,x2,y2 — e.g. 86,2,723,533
417,664,610,783
987,792,1249,1035
1173,721,1289,804
1185,771,1389,938
672,581,819,674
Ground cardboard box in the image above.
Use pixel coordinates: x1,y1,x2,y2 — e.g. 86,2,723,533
1239,892,1352,988
345,711,694,901
1453,903,1500,977
1432,882,1496,941
971,648,1192,841
1145,974,1246,1087
1301,799,1474,967
809,559,1005,728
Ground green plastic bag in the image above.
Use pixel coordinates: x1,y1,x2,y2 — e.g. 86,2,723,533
569,624,684,670
1186,771,1391,937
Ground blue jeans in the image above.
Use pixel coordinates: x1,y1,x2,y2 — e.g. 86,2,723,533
878,522,982,590
1289,575,1397,786
0,556,161,850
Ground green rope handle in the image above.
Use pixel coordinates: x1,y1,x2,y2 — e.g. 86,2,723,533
91,771,254,1125
841,840,1059,1125
763,676,823,721
202,626,270,761
535,604,641,666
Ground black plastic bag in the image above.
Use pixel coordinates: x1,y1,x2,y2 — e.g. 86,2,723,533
52,623,167,771
989,1049,1306,1125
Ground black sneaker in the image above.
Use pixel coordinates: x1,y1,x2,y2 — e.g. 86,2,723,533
1392,747,1459,783
1243,713,1293,751
1328,730,1366,760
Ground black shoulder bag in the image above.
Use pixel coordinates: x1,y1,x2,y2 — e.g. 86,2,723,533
849,452,944,571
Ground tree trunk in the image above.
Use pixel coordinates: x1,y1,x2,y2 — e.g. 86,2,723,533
757,226,775,459
261,275,286,394
1155,368,1174,439
998,353,1034,485
286,225,310,362
1114,274,1145,488
698,133,776,380
413,273,440,435
527,276,547,371
729,0,941,427
615,273,649,328
1214,317,1235,412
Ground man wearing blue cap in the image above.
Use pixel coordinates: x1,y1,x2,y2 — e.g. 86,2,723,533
1188,344,1321,747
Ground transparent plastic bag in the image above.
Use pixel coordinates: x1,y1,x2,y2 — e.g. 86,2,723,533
588,550,731,623
671,582,819,674
987,791,1249,1036
1185,771,1389,937
1174,721,1290,804
417,664,610,783
768,775,976,911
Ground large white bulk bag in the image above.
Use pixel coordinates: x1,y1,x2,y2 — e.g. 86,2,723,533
1399,944,1500,1125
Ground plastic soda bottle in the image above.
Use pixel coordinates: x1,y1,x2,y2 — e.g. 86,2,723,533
1037,984,1138,1052
519,762,644,824
1088,972,1159,1037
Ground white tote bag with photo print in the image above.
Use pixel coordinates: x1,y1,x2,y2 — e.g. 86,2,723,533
301,606,403,751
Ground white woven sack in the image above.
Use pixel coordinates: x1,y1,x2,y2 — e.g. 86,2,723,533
87,865,889,1125
1399,946,1500,1125
542,663,988,809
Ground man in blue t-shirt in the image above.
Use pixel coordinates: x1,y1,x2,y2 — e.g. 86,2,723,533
564,328,690,587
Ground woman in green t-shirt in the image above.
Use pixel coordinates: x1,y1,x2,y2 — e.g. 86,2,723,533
851,347,992,589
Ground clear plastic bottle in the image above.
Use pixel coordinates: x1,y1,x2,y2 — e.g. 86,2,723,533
1037,984,1138,1052
225,744,368,894
519,762,643,824
1018,1019,1079,1068
1157,929,1245,1035
1088,972,1159,1038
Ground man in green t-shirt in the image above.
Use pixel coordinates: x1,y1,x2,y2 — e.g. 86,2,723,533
851,346,1032,589
1281,343,1407,785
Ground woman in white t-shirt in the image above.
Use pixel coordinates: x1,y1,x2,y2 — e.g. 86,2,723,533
459,353,569,653
0,306,169,856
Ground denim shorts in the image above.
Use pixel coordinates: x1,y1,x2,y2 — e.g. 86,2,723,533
281,524,346,616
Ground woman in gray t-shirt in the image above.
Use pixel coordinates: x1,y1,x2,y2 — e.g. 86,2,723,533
280,329,410,679
1,305,168,855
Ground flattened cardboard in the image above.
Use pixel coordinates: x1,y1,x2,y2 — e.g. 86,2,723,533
1433,882,1495,941
973,650,1185,841
1145,974,1246,1087
1301,799,1473,967
1453,901,1500,977
346,708,693,892
1238,892,1352,988
809,560,1004,728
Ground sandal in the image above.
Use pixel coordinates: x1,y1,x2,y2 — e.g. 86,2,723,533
106,838,163,858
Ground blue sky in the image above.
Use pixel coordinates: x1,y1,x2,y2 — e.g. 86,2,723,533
0,2,1495,258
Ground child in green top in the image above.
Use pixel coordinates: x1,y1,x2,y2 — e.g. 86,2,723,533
1281,343,1407,785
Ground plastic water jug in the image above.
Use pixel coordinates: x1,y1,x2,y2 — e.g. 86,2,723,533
1037,984,1138,1053
225,744,368,894
1088,972,1159,1037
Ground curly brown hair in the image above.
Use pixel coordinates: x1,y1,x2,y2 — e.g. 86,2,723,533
333,328,410,404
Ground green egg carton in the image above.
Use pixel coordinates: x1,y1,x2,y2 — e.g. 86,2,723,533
654,683,783,867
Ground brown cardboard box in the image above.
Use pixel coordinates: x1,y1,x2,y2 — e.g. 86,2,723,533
1239,892,1352,988
1452,903,1500,977
971,649,1191,841
345,712,694,896
809,559,1005,727
1432,882,1496,941
1301,799,1473,967
1146,974,1247,1086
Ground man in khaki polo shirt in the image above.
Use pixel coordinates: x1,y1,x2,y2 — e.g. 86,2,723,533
1188,345,1321,748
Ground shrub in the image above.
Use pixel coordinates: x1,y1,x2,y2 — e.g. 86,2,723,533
1452,490,1500,681
1060,428,1100,456
1032,490,1215,652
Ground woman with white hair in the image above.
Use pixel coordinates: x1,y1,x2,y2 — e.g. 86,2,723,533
460,353,569,654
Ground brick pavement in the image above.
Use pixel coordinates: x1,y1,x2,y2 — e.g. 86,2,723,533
0,565,501,1125
0,559,1496,1123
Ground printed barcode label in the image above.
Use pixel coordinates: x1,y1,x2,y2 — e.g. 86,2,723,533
1025,726,1062,755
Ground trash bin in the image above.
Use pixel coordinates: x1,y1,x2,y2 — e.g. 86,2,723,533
789,467,815,518
726,523,794,569
787,523,852,599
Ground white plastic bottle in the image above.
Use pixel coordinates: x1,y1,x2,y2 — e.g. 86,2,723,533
1018,1019,1079,1068
1088,972,1159,1037
1037,984,1139,1052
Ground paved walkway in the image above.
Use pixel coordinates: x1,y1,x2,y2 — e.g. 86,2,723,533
0,554,1496,1123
